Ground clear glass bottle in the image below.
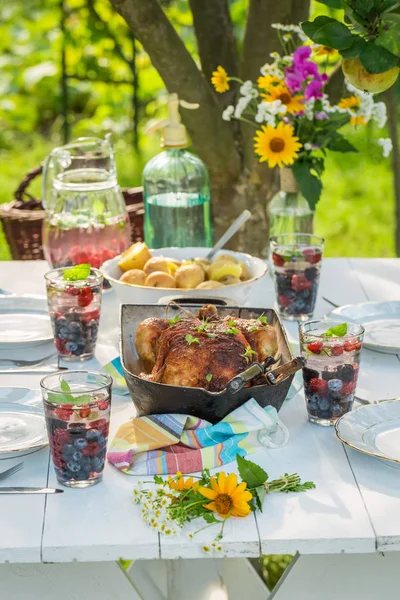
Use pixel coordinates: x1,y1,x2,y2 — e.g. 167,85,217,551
268,168,314,238
143,94,212,249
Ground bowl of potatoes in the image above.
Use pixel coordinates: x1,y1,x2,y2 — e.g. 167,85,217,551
102,242,268,305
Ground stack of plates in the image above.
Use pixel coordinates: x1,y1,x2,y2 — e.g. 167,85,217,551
0,295,53,350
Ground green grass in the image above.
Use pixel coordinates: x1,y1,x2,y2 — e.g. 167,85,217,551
0,129,395,260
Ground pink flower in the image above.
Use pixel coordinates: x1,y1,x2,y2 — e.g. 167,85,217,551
293,46,312,63
315,111,329,120
305,75,328,100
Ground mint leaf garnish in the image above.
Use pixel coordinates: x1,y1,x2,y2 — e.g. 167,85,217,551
168,315,180,326
60,379,71,393
325,323,348,338
63,263,91,281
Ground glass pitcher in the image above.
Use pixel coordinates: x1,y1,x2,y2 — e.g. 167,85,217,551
42,136,131,269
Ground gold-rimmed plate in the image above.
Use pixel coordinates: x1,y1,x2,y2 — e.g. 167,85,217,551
335,400,400,469
0,388,48,459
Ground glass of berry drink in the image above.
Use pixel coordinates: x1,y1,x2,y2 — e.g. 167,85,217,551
45,266,103,361
41,371,112,488
299,320,364,426
270,234,324,321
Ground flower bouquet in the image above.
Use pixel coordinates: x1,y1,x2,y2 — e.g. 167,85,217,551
211,23,391,208
133,455,314,553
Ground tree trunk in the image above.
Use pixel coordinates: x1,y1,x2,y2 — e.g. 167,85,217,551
109,0,311,256
386,87,400,257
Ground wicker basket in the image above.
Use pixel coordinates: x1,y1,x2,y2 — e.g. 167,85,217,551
0,165,144,261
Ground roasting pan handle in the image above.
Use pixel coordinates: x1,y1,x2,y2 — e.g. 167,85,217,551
157,295,238,307
226,356,305,395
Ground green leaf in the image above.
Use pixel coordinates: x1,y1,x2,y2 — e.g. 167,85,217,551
315,0,344,7
257,314,267,324
377,15,400,56
341,36,367,58
327,133,358,153
236,455,268,489
302,16,354,50
60,379,71,393
254,486,266,512
153,475,164,484
203,512,219,524
63,263,91,281
207,333,217,338
359,40,399,73
185,334,199,345
292,162,323,210
349,0,374,17
206,374,213,382
325,322,348,337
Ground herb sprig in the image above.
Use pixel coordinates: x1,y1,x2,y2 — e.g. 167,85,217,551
63,263,91,281
185,334,200,346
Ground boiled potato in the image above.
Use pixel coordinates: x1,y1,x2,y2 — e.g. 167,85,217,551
118,242,151,272
145,271,176,288
212,253,238,265
143,256,170,275
219,276,241,286
175,264,205,289
196,280,225,290
194,257,211,268
239,262,251,281
119,269,147,286
209,262,242,282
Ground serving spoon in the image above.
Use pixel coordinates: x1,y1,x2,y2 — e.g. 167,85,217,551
206,210,251,262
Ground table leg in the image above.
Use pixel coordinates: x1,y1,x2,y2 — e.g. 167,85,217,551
271,552,400,600
128,557,270,600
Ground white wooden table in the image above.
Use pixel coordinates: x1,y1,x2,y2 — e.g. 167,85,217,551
0,259,400,600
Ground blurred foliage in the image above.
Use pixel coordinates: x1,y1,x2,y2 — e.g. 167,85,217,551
0,0,396,262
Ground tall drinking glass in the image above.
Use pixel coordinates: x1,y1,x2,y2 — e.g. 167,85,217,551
270,234,324,321
299,320,364,426
41,371,112,488
45,266,103,361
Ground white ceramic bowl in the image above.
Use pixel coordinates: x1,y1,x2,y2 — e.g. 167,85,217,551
102,247,267,305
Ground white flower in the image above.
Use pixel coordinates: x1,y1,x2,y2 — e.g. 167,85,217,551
283,33,291,42
372,102,387,128
378,137,393,158
304,97,316,120
202,545,211,554
222,105,234,121
255,99,286,124
211,541,223,553
234,95,252,118
187,532,195,540
304,143,313,151
240,80,258,98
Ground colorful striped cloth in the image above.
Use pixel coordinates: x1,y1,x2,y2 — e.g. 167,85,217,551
102,356,128,395
107,398,289,475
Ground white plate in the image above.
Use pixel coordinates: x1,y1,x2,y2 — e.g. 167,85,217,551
335,400,400,469
0,295,52,349
0,388,48,459
328,301,400,354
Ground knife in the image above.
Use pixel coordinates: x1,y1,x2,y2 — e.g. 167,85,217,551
0,487,63,494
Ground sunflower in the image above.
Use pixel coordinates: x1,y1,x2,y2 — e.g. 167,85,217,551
257,74,283,91
254,121,302,168
262,84,304,115
168,472,199,493
199,472,252,519
338,96,360,110
211,66,230,93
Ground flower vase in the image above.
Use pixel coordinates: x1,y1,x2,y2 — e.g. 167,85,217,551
268,168,314,238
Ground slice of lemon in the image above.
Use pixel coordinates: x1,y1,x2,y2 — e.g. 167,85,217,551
209,263,242,282
118,242,152,272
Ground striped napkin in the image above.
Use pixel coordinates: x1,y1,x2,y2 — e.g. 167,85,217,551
107,398,289,475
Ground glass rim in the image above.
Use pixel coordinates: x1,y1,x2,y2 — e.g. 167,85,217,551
40,370,112,395
44,266,103,285
270,233,324,246
299,319,365,338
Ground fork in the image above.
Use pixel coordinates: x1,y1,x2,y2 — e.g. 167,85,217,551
0,353,56,368
0,462,23,482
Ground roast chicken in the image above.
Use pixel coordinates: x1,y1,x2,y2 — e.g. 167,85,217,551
134,305,278,392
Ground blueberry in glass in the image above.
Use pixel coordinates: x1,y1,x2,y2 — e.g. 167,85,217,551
270,234,324,321
299,320,364,426
45,264,103,361
41,371,112,488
